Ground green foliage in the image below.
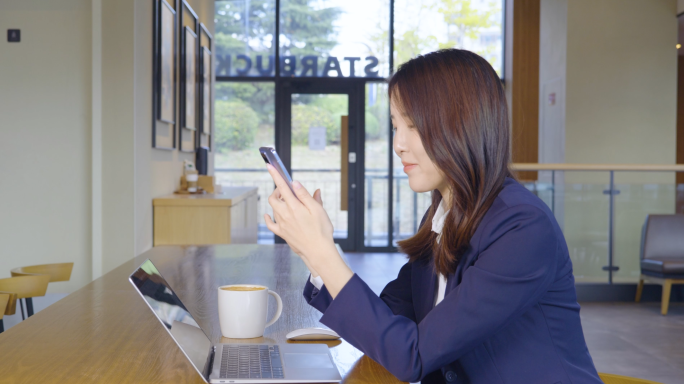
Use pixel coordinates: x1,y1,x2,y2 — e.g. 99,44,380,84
280,0,342,57
215,0,275,56
394,29,438,68
215,82,275,127
365,111,380,140
214,100,259,151
436,0,499,42
291,104,337,145
365,83,389,140
386,0,501,70
214,0,341,60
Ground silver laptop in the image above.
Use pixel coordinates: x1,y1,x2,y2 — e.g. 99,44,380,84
129,259,342,383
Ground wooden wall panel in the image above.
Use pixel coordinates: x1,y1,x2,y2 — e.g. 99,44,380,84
512,0,540,181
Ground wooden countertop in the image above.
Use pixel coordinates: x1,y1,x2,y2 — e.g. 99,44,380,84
0,245,403,384
154,186,258,207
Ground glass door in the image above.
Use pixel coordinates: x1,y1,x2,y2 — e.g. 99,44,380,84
278,80,364,251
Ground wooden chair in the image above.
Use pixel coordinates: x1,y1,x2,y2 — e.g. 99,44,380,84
0,276,50,321
599,372,663,384
634,215,684,315
11,262,73,317
0,291,18,333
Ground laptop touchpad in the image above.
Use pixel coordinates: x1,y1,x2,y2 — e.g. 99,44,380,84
283,353,334,369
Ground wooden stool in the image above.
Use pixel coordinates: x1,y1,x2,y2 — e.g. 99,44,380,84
0,276,50,320
11,263,73,317
599,372,663,384
0,291,18,333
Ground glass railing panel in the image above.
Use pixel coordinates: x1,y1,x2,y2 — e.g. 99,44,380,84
560,171,611,283
613,171,676,283
562,171,612,283
522,171,611,283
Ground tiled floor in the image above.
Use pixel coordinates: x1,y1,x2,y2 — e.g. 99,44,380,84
345,252,684,384
580,302,684,383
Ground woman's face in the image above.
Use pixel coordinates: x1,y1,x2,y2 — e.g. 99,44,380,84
391,98,448,195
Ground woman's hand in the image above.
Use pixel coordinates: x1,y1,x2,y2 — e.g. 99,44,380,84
264,164,334,260
264,164,353,298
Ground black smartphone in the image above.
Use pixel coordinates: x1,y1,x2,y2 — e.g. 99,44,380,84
259,147,298,198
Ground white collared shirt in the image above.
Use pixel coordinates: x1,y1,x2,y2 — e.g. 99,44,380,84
310,200,449,307
431,199,449,306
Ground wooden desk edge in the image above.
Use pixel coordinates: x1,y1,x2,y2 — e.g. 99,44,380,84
154,188,257,207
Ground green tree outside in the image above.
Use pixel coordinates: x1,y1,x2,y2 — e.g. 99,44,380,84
214,0,343,151
215,100,259,151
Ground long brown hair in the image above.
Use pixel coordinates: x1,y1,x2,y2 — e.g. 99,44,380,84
391,49,512,276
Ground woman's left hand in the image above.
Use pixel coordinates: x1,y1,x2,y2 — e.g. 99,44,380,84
264,164,353,298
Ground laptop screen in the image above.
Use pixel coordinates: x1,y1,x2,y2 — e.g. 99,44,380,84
129,259,212,379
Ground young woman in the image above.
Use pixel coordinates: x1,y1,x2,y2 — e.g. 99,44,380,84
264,49,602,384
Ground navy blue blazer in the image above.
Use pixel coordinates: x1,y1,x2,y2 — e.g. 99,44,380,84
303,178,602,384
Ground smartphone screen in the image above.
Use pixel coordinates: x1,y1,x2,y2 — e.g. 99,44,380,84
259,147,298,198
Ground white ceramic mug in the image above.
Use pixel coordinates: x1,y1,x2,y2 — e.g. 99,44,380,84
218,284,283,338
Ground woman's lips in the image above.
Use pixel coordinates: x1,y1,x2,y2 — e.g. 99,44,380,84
402,162,417,173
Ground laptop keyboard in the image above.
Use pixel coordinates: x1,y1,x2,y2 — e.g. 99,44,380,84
220,345,284,379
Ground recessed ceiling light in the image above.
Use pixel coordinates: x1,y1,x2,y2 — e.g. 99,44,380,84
678,44,682,49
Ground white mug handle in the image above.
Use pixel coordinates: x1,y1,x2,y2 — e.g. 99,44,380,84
265,290,282,328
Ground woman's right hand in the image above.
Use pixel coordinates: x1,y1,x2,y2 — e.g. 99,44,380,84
281,188,325,278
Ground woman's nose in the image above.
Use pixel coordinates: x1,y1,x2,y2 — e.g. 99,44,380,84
393,127,408,156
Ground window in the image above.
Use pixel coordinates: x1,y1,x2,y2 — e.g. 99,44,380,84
214,82,276,242
279,0,389,78
215,0,276,77
214,0,506,248
394,0,504,76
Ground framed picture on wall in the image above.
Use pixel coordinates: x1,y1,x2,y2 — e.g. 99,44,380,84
158,0,175,124
182,26,197,131
179,0,198,152
200,46,211,136
198,22,213,150
152,0,176,150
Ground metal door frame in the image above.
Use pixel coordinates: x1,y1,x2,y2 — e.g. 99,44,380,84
275,78,366,251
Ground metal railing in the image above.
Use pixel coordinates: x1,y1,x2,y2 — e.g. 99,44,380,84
215,163,684,284
512,163,684,284
214,167,431,245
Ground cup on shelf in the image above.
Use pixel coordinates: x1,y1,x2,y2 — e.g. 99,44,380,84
186,174,198,192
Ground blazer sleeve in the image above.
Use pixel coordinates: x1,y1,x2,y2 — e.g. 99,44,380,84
379,262,416,321
304,208,429,317
317,204,559,382
304,263,416,321
303,275,333,313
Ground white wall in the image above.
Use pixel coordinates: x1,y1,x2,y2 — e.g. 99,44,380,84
539,0,567,165
0,0,215,293
504,0,514,129
97,0,214,276
562,0,678,283
566,0,677,166
100,0,136,275
133,0,214,257
0,0,92,293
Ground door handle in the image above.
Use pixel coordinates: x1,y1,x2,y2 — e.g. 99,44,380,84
341,116,349,211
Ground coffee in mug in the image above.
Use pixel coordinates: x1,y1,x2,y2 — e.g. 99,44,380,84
218,284,282,338
221,286,266,292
